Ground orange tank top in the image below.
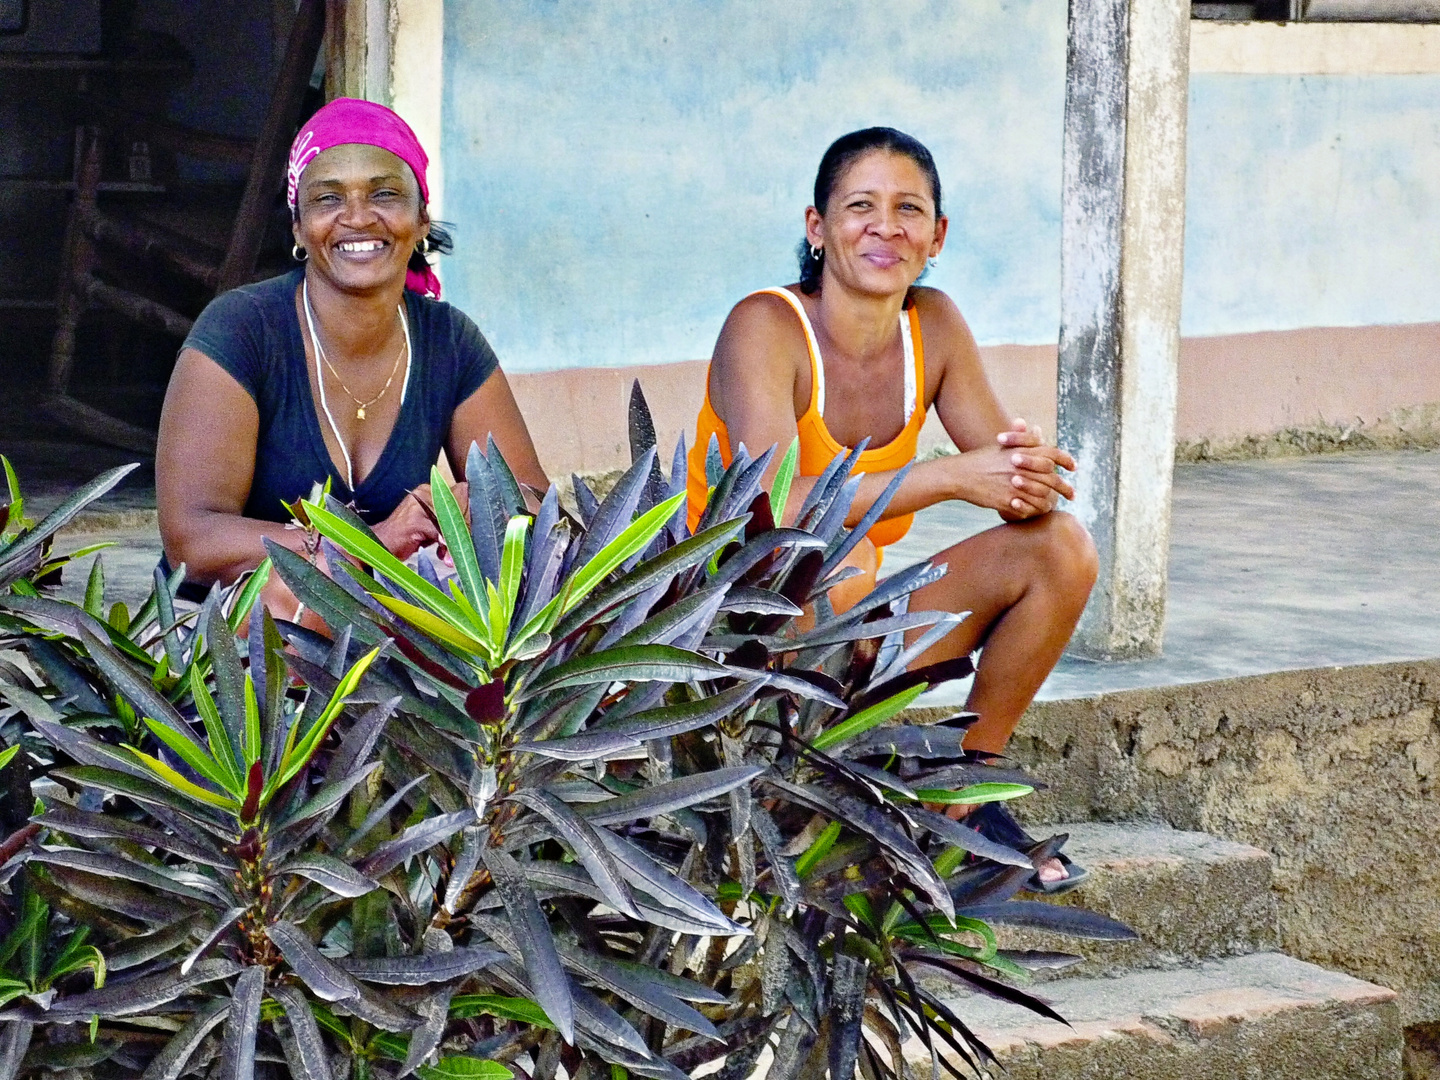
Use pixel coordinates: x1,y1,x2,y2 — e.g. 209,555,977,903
686,287,926,550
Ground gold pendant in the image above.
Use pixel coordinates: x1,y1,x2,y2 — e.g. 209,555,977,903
356,407,366,420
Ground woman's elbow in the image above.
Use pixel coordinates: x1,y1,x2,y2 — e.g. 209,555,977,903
159,511,240,587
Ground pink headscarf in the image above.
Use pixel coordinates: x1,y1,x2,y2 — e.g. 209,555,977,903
286,97,441,299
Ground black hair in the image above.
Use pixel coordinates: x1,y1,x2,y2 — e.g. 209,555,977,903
408,219,454,276
797,127,943,294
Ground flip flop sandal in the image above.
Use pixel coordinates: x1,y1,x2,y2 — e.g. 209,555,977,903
965,801,1089,895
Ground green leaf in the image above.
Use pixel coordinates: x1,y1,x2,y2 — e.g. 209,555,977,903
1,455,21,523
431,465,489,617
269,646,382,796
122,746,237,811
142,719,239,798
811,682,930,752
242,671,261,768
794,820,842,878
83,557,105,618
0,744,17,773
226,558,271,632
46,943,106,989
190,668,242,792
769,436,800,522
912,783,1034,805
843,892,876,931
372,594,492,660
304,501,475,632
418,1058,513,1080
447,995,555,1028
497,515,529,635
557,491,687,617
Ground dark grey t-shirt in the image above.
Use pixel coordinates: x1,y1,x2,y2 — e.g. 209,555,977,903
183,268,498,525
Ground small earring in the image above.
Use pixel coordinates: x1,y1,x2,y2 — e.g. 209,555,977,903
292,243,306,262
927,256,937,269
418,236,431,256
809,244,823,261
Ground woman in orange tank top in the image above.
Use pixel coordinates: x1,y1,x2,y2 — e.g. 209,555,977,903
686,128,1099,890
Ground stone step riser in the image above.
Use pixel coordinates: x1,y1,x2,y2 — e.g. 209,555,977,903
908,952,1402,1080
992,822,1280,979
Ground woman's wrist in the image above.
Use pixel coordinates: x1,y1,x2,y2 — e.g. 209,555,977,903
929,452,978,505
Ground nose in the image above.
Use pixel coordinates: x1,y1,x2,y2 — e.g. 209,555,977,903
337,191,379,227
870,206,903,238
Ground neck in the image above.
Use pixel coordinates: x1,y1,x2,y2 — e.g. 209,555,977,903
303,268,404,358
811,276,907,361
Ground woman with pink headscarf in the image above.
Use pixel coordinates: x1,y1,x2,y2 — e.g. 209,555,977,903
156,98,547,607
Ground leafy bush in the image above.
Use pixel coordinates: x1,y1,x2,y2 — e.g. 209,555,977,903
0,388,1132,1079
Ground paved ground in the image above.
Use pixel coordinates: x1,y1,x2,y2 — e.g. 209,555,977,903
885,448,1440,702
18,447,1440,703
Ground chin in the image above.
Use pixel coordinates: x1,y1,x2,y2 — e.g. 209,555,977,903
854,269,918,297
322,262,406,293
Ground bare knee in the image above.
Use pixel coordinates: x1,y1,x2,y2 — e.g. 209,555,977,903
1023,511,1098,597
1042,512,1094,596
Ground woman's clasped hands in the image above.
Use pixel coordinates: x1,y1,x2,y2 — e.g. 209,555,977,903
944,417,1077,520
371,480,470,561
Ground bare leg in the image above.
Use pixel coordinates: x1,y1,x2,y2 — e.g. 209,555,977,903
906,511,1097,753
905,512,1097,881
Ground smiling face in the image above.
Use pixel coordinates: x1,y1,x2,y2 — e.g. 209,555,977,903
292,143,428,294
805,149,948,298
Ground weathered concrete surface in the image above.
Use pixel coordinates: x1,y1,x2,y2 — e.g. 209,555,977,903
916,659,1440,1024
1056,0,1190,661
908,952,1400,1080
994,823,1278,979
893,449,1440,701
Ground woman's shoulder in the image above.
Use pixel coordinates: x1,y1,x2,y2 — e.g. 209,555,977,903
183,270,300,389
201,268,300,322
406,290,485,344
187,269,297,351
908,284,965,321
405,293,498,400
719,286,810,348
909,286,976,343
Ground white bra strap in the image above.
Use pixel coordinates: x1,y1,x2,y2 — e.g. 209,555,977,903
748,287,915,426
749,287,826,416
899,310,917,426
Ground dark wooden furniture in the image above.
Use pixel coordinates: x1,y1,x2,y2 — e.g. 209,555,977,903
45,0,326,453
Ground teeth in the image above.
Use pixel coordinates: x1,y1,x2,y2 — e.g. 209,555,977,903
337,240,384,252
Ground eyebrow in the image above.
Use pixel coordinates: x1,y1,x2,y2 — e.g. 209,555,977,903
841,188,931,202
307,174,408,189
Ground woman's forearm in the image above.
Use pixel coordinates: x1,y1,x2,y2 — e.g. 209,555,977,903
162,510,311,588
778,455,960,528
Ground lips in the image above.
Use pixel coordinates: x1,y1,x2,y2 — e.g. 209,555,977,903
861,251,903,269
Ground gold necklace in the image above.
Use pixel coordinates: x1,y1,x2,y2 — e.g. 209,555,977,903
316,314,405,420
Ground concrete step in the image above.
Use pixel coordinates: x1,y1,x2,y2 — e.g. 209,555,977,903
993,822,1280,978
907,952,1402,1080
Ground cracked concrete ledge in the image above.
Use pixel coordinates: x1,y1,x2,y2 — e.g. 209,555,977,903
911,656,1440,1026
907,953,1400,1080
1176,404,1440,463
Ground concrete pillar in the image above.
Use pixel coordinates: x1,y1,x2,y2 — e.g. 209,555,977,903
1057,0,1190,661
388,0,446,219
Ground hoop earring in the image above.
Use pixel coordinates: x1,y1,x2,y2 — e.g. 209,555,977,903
418,236,431,256
927,257,937,269
292,243,307,262
809,244,823,261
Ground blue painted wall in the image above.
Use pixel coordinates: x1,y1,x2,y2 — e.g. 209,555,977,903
1183,73,1440,337
440,2,1440,372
